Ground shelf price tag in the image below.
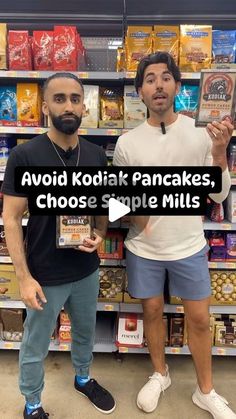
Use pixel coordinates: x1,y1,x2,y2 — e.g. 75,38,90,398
222,224,231,230
104,304,114,311
106,129,119,136
170,347,181,354
78,72,89,79
16,127,26,134
78,129,88,135
59,344,69,351
209,262,217,268
119,346,129,353
4,342,14,349
216,348,226,355
7,71,17,77
176,306,184,313
126,72,135,79
225,262,236,268
1,257,12,263
28,71,40,78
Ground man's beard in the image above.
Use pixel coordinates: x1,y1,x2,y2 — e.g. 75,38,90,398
50,112,82,135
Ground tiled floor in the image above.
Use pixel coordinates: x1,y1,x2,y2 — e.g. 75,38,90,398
1,350,236,419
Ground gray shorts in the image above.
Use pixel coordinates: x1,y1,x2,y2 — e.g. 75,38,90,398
126,245,211,301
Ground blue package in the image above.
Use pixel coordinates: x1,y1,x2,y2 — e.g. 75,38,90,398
175,85,199,119
212,30,236,63
0,86,17,125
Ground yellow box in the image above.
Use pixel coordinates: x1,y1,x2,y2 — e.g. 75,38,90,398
210,270,236,305
0,24,7,70
0,264,20,300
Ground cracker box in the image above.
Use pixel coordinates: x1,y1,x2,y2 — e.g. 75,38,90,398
116,313,144,348
153,25,179,64
33,31,53,70
8,30,32,70
53,26,77,71
179,25,212,72
227,191,236,223
124,86,147,129
0,86,17,126
56,215,92,248
17,83,41,127
0,265,20,301
98,267,125,302
210,270,236,304
0,23,7,69
81,85,99,128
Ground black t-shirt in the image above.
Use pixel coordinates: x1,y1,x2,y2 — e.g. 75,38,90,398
2,133,107,286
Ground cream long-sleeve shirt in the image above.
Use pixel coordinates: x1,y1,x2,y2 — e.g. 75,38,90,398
113,114,231,260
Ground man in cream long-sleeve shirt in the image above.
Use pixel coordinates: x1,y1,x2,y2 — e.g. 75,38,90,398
113,52,236,419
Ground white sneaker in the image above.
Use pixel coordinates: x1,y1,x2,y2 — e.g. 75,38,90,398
137,366,171,413
192,386,236,419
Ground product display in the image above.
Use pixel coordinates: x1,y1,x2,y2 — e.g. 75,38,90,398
153,25,179,64
179,25,212,72
124,86,147,128
56,215,92,248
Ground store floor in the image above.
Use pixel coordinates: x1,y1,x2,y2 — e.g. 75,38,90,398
1,351,236,419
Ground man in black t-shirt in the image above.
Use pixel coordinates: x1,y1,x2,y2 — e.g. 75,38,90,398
2,73,116,419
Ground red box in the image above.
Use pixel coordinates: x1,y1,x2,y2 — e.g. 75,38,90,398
8,31,32,70
33,31,53,71
53,26,77,71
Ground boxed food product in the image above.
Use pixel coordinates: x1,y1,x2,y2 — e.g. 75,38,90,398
227,191,236,223
8,30,32,70
179,25,212,72
58,325,71,343
126,26,152,71
124,86,147,128
53,26,77,71
116,313,144,347
60,311,71,326
56,215,92,248
0,23,7,69
212,30,236,64
98,267,125,302
0,226,9,256
175,85,199,119
99,87,124,128
228,143,236,178
210,270,236,304
97,231,123,259
0,86,17,126
81,85,99,128
153,25,179,64
0,308,23,341
226,233,236,261
209,232,226,262
170,314,184,347
33,31,53,70
17,83,41,127
0,265,20,300
215,324,236,347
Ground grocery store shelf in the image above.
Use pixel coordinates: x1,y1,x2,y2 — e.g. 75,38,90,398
118,345,236,356
208,261,236,269
0,217,28,226
0,126,123,136
100,259,126,266
203,220,236,230
0,256,12,263
120,303,236,315
0,300,119,311
0,70,123,80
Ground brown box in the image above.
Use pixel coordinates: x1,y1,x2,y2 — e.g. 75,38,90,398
170,315,184,347
0,265,20,300
215,324,236,347
98,268,125,302
0,308,23,341
195,70,236,126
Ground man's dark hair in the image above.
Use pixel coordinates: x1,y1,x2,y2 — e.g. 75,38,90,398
134,52,181,93
43,72,84,98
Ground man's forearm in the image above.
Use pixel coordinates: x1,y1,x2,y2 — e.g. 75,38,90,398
4,218,31,281
94,216,108,238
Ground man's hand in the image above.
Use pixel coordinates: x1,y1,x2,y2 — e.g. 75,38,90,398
207,119,234,168
19,276,47,310
77,230,103,253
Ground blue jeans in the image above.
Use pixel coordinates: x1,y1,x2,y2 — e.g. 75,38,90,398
19,269,99,404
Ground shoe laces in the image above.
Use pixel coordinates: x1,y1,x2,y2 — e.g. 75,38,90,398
209,390,229,412
148,373,166,395
87,379,109,401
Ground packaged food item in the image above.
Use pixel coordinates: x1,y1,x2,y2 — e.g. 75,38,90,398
0,308,23,341
0,86,17,126
0,226,9,256
8,30,32,70
56,215,92,248
53,26,77,71
126,26,152,71
215,324,236,347
81,85,99,128
228,143,236,177
0,265,20,300
116,313,144,348
33,31,53,70
17,83,42,127
99,87,123,128
210,270,236,304
153,25,179,64
97,231,123,259
98,267,125,302
175,85,199,118
116,47,126,71
227,191,236,223
212,30,236,64
170,314,184,347
124,85,147,128
0,23,7,69
0,136,14,170
179,25,212,72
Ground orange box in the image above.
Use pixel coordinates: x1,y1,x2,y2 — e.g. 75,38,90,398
60,311,71,326
0,264,20,301
17,83,41,127
58,325,71,343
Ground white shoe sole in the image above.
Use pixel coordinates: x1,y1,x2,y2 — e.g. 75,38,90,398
192,393,217,419
75,388,116,414
137,378,171,413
